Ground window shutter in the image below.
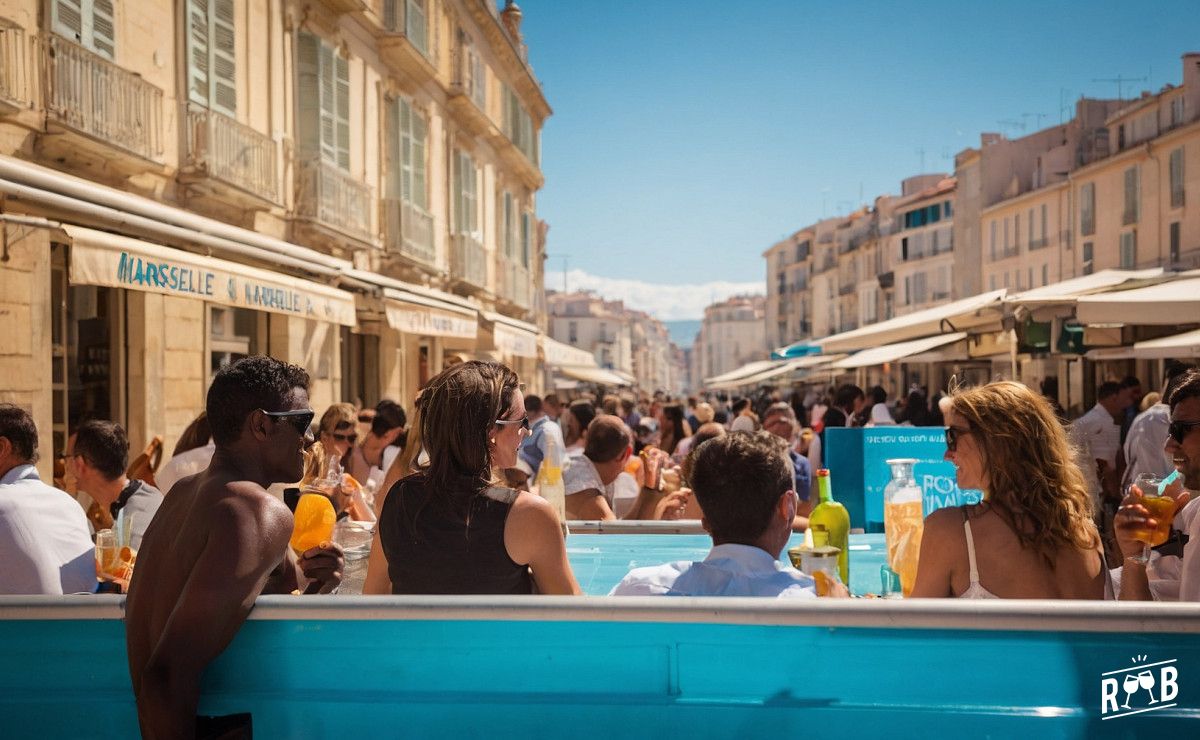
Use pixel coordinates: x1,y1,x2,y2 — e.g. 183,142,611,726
186,0,210,106
335,54,350,170
211,0,237,115
398,98,412,202
317,43,336,163
90,0,115,59
296,32,321,158
411,112,427,210
455,152,466,233
384,99,400,198
52,0,85,44
521,212,531,267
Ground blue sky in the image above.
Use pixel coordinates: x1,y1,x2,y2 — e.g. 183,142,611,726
519,0,1200,319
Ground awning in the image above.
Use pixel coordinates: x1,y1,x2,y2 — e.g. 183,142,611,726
1006,268,1165,307
542,336,597,367
1085,328,1200,360
819,290,1006,353
1076,277,1200,325
66,225,357,325
832,332,968,369
771,341,822,360
709,354,845,389
384,287,477,339
480,312,538,358
556,365,631,386
703,359,779,387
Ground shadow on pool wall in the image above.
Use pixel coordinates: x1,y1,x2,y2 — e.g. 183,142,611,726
2,596,1198,738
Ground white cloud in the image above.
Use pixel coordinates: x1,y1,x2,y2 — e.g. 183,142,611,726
545,269,764,321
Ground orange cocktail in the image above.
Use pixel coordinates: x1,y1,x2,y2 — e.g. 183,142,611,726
291,493,336,553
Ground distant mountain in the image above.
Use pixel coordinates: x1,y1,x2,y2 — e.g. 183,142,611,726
664,319,702,349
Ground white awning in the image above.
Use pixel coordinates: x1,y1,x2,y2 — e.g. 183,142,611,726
480,312,538,358
1086,328,1200,360
556,365,631,386
832,332,968,369
1006,268,1165,306
66,225,357,325
384,287,477,339
1076,277,1200,325
542,336,597,367
703,359,779,386
709,354,845,389
819,291,1005,353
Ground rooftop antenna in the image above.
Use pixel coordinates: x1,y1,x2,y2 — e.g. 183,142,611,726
1059,88,1073,124
1091,74,1147,102
997,118,1025,136
1022,112,1049,130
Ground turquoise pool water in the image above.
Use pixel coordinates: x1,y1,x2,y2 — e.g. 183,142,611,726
568,532,887,595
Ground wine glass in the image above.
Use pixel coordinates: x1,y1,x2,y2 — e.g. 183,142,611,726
1138,669,1157,704
1121,673,1140,709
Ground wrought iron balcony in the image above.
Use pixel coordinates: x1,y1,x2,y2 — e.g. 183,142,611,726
450,233,487,290
43,35,163,161
499,259,532,308
184,105,278,204
295,158,374,244
0,21,35,112
382,197,436,268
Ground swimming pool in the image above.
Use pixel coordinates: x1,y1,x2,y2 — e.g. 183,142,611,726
2,594,1198,738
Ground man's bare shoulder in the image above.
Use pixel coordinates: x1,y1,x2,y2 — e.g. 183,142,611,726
202,479,293,547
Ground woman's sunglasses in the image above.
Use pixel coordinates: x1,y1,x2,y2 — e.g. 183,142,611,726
262,409,315,435
331,432,358,444
495,415,531,431
944,426,971,452
1168,420,1200,444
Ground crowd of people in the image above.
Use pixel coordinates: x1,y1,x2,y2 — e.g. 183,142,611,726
2,354,1199,735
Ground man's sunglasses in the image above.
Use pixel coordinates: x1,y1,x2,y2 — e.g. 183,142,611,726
495,415,531,431
944,426,971,452
263,409,315,435
331,432,358,444
1168,420,1200,444
357,413,375,424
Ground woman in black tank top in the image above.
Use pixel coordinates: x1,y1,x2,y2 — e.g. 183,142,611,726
364,361,580,595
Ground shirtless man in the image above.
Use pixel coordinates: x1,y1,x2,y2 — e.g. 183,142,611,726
126,357,343,739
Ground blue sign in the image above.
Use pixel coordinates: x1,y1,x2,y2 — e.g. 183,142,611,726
825,427,982,531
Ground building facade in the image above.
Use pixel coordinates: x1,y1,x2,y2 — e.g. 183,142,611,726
693,295,766,384
0,0,549,477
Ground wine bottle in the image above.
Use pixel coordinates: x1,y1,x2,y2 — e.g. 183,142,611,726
808,468,849,584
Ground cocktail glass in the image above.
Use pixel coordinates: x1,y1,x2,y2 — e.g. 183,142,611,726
1130,473,1176,564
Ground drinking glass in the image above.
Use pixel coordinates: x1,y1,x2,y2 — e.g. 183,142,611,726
290,493,336,554
1130,473,1175,563
1121,673,1140,709
95,529,118,581
1138,669,1158,705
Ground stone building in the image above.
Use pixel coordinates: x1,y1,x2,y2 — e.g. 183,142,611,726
693,295,765,385
0,0,548,477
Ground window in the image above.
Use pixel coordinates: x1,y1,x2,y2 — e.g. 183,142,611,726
901,236,909,261
297,32,350,169
1041,264,1048,287
503,83,538,166
186,0,236,116
1040,204,1048,246
568,321,577,344
1171,96,1186,127
1014,213,1020,250
944,201,952,218
1028,208,1034,245
1119,231,1137,268
1080,182,1095,236
387,0,429,57
1170,222,1181,265
455,150,479,236
1004,217,1010,253
1122,166,1139,225
501,191,517,260
458,30,486,109
51,0,115,59
386,97,428,209
521,212,532,268
989,220,997,260
1170,148,1185,208
209,306,261,377
1082,241,1094,275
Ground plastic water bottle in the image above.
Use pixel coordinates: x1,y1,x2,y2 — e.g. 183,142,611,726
537,436,567,535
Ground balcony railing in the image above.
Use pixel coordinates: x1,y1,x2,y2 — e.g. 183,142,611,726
499,260,532,308
44,35,163,161
0,21,35,110
295,159,374,244
185,105,277,203
450,233,487,289
382,197,435,267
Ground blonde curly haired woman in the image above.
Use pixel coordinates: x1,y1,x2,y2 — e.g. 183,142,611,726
911,381,1110,599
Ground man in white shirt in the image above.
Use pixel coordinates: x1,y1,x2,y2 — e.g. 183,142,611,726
611,431,817,598
1070,381,1128,512
1121,363,1195,493
563,415,681,520
0,404,95,595
68,420,163,550
1116,369,1200,601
